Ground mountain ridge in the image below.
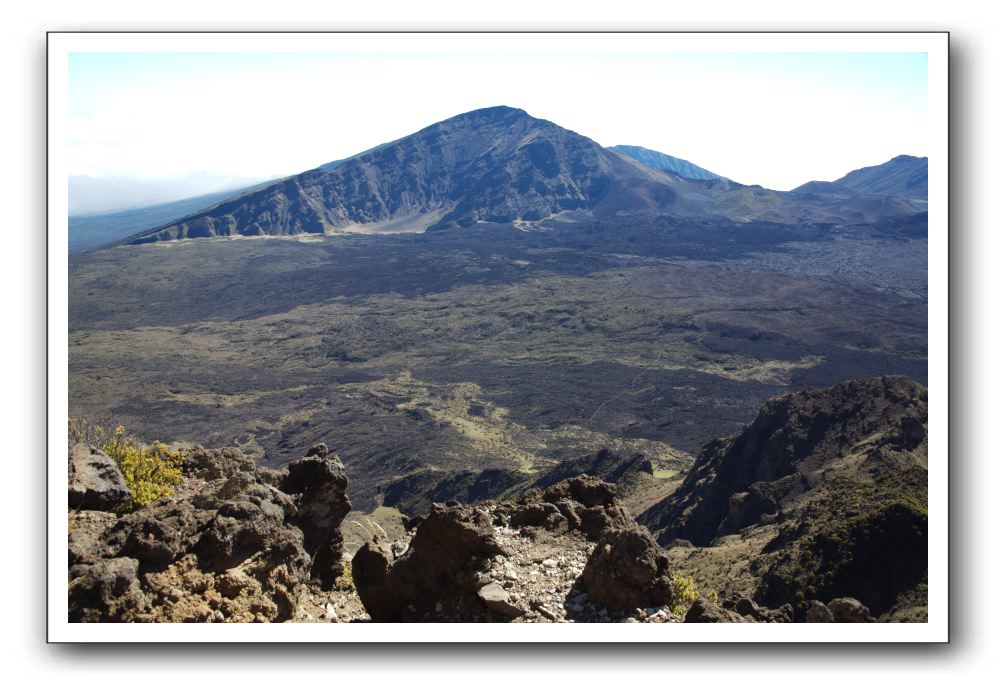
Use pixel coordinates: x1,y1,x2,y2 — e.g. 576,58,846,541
609,145,725,182
833,154,927,201
124,106,925,245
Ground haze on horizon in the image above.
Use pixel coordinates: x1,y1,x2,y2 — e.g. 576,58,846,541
68,50,927,215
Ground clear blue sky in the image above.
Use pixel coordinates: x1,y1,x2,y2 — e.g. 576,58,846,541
67,49,927,213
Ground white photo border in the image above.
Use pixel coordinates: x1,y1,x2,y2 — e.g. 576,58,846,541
48,31,949,644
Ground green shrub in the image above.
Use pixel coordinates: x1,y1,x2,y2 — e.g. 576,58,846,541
670,573,699,616
335,560,355,593
72,420,185,512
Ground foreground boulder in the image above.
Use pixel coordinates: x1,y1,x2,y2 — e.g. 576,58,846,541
68,443,351,622
581,525,674,611
352,502,507,621
353,476,678,621
684,597,750,623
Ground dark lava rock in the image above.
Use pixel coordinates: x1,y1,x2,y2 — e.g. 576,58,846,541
723,595,794,623
352,502,507,621
806,600,835,623
828,597,873,623
642,376,928,546
68,557,146,622
581,524,674,612
509,475,632,541
684,597,750,623
67,442,352,622
282,443,352,589
68,443,131,511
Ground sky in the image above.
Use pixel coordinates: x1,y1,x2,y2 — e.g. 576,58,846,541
67,48,928,214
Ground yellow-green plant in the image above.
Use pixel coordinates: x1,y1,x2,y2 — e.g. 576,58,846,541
670,573,701,616
335,560,355,593
98,425,185,512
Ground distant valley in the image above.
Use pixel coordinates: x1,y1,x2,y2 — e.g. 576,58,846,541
68,107,927,511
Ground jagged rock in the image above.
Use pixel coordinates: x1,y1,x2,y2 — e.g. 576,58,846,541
68,443,131,511
806,600,835,623
68,510,117,565
509,502,567,531
828,597,873,623
352,502,506,621
724,596,793,623
183,445,257,481
581,524,674,611
684,597,750,623
68,557,146,622
643,376,929,546
281,444,352,589
67,442,352,622
105,501,213,568
510,476,631,541
541,475,616,508
642,377,928,620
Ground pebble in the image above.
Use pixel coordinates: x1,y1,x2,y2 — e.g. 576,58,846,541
325,604,338,622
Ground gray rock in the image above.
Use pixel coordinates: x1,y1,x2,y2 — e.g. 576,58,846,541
68,443,131,511
68,557,145,622
478,582,526,617
684,597,750,623
828,597,873,623
806,600,835,623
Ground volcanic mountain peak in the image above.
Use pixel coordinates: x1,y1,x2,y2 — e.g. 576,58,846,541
122,107,928,245
128,105,683,243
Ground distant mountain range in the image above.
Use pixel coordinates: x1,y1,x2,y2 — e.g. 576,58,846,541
67,106,928,250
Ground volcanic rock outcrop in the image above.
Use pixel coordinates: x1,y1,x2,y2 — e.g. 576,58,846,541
68,443,350,622
352,475,677,621
640,375,928,620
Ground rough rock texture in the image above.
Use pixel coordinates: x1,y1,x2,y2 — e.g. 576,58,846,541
352,502,506,621
67,443,351,622
354,477,684,623
68,443,131,511
684,598,750,623
644,376,928,546
129,106,694,243
723,596,794,623
581,525,675,612
806,600,835,623
497,475,633,541
640,376,928,621
828,597,873,623
282,444,351,589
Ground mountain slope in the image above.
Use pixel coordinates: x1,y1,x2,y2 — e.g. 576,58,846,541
128,107,707,244
640,375,927,618
610,145,724,181
834,155,928,200
123,108,928,245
